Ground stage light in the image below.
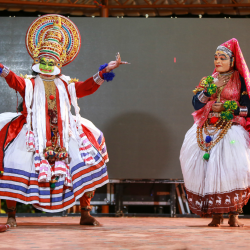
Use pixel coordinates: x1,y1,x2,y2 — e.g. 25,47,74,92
145,14,149,18
199,15,202,18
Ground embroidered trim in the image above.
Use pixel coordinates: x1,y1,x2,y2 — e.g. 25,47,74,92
93,72,104,86
239,106,248,117
0,65,10,78
216,46,233,57
198,91,210,103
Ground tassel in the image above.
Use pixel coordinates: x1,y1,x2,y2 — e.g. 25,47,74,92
38,159,53,182
26,131,35,152
54,160,67,176
34,150,41,172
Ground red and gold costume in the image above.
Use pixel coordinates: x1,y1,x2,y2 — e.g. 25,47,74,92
180,38,250,226
0,15,112,225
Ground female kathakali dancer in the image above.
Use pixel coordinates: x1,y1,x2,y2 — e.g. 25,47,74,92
0,14,128,227
180,38,250,227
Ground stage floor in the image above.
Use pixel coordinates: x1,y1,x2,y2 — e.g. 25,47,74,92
1,217,250,249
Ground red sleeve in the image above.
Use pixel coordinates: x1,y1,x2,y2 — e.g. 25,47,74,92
4,71,26,98
75,70,105,98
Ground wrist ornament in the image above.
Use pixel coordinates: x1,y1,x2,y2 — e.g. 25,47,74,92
99,63,115,82
198,91,210,103
93,72,104,86
239,106,248,117
221,100,238,120
0,65,10,78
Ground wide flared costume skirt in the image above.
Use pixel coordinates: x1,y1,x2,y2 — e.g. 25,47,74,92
180,123,250,216
0,112,109,212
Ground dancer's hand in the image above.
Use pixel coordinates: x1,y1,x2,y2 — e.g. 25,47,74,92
105,52,130,72
213,75,231,87
212,103,225,112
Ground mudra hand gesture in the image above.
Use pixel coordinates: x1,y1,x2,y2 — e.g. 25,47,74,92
211,75,231,112
213,75,231,87
106,52,130,72
212,103,225,112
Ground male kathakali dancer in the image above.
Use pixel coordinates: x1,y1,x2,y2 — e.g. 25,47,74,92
180,38,250,227
0,14,128,227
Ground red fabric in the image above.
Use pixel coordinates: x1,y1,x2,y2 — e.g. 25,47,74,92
0,115,26,173
213,38,250,99
79,191,95,207
74,69,105,98
6,200,16,208
45,99,51,142
81,124,100,151
5,71,26,98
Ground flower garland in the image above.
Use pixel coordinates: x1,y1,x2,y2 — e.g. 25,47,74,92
202,76,217,96
221,100,238,121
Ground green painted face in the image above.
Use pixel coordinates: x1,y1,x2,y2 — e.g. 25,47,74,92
39,57,55,74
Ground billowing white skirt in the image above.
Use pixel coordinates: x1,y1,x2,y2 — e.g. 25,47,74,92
0,112,109,213
180,123,250,216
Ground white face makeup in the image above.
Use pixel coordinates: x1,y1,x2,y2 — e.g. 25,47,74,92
214,51,231,73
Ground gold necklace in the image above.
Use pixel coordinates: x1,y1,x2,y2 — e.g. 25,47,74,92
43,80,57,110
197,120,232,153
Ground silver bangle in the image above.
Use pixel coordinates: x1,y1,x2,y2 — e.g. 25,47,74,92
239,106,248,117
93,72,104,86
0,65,10,78
198,91,210,103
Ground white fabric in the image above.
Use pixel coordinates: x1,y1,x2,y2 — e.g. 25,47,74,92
54,77,70,151
180,124,250,196
32,75,46,157
32,64,61,75
24,78,33,132
0,112,21,131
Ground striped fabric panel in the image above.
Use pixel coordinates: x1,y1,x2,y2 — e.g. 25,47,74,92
97,132,109,163
0,158,109,212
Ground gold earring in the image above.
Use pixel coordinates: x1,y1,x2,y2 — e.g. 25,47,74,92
33,58,40,64
231,57,235,67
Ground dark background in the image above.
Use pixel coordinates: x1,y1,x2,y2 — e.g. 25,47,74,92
0,18,250,179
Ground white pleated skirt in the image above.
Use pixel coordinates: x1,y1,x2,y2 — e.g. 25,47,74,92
180,123,250,216
0,112,109,213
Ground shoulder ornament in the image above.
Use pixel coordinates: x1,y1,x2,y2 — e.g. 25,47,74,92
68,78,79,84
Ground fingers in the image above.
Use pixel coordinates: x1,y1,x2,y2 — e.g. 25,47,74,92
120,61,130,64
116,52,121,62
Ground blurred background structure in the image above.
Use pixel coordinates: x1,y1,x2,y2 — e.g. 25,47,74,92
1,0,250,18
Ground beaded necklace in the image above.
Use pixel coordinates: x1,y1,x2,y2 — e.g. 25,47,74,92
197,119,232,160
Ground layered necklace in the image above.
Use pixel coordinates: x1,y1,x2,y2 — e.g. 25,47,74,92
197,119,232,160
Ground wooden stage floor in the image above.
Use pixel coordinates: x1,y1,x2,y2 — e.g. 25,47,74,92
1,217,250,249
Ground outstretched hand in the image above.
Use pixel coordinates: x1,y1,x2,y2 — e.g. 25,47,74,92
105,52,130,72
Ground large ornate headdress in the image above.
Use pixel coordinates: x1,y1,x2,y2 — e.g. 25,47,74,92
26,14,81,74
214,38,250,98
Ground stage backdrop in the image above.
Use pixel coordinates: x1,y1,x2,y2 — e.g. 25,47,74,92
0,17,249,179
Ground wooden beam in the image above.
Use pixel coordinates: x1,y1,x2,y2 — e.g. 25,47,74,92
0,0,98,8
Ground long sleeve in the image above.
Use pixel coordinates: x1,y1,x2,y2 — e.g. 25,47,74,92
192,91,210,111
234,75,250,117
0,64,26,98
74,69,105,98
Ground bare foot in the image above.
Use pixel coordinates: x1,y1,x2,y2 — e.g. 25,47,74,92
228,214,244,227
7,217,17,227
80,210,101,226
208,213,223,227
